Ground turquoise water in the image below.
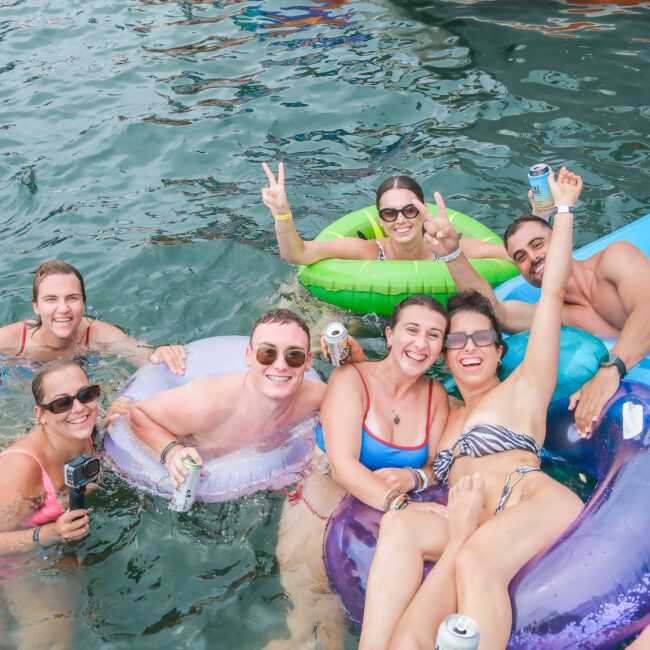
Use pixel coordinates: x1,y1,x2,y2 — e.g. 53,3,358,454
0,0,648,647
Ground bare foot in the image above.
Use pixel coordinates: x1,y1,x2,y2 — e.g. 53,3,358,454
447,473,485,547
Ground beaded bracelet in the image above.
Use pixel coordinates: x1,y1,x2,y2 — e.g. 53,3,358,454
160,440,184,465
382,488,400,512
389,493,412,510
273,211,293,221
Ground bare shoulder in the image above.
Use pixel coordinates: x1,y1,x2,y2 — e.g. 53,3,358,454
300,377,326,409
88,319,127,344
597,241,650,275
0,321,25,351
0,448,43,501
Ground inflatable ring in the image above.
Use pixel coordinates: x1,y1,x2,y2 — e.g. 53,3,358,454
323,381,650,647
104,336,319,503
297,204,519,316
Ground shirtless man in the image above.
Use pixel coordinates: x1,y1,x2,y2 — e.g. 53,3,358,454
128,309,329,485
419,167,650,436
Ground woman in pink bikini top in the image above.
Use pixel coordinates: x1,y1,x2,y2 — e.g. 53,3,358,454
0,358,100,555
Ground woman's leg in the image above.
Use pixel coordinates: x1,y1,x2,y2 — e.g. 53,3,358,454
455,478,583,650
628,626,650,649
266,470,348,650
388,474,485,650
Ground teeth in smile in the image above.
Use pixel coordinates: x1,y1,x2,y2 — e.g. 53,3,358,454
54,318,71,323
461,359,481,367
532,261,545,274
68,414,89,424
268,376,290,382
395,227,410,233
406,351,426,361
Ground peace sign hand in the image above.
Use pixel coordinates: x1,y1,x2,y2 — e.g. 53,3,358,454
419,192,461,257
261,162,291,216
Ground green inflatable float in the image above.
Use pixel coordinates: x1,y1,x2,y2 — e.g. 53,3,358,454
298,204,519,316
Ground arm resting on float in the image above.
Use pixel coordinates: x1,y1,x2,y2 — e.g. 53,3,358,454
321,365,401,511
459,238,510,261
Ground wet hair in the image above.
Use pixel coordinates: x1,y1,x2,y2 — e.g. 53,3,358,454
30,260,87,333
250,308,310,346
375,176,424,210
32,358,85,406
503,215,552,253
445,290,507,353
388,294,449,332
33,260,86,303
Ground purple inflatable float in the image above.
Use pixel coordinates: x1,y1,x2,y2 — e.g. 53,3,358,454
323,381,650,648
104,336,318,503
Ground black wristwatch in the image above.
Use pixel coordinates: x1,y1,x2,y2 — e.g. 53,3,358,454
599,353,627,378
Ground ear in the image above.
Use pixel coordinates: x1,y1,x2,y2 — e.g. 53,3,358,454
34,404,45,424
32,300,39,316
245,345,252,368
385,326,393,349
304,350,312,372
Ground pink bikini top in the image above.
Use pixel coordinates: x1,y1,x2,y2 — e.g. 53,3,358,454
0,449,65,527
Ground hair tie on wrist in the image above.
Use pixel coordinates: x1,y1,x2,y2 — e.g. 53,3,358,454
273,211,293,221
160,440,184,465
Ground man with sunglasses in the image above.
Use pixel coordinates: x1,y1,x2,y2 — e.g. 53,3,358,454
128,309,335,488
421,166,650,437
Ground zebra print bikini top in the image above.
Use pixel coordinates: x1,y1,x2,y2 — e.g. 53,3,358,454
432,424,542,487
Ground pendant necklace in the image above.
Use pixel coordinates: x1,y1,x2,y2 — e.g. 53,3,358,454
392,409,400,425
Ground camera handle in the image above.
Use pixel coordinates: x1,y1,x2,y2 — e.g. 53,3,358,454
69,486,86,510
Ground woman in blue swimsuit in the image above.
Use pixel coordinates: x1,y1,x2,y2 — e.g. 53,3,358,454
270,294,451,650
359,167,585,650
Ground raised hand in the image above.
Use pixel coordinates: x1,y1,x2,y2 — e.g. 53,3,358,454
549,166,583,207
420,192,461,258
261,162,291,216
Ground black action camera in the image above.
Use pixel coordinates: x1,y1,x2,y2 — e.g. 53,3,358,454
64,453,100,510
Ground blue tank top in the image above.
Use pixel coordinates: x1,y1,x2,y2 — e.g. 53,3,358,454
315,365,432,471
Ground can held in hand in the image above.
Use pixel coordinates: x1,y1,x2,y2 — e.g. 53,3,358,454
528,163,554,212
169,457,202,512
435,614,480,650
324,322,350,367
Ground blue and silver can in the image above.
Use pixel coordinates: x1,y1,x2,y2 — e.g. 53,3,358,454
527,163,554,212
435,614,480,650
169,457,202,512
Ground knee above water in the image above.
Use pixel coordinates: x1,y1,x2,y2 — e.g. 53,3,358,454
377,511,416,547
455,545,498,588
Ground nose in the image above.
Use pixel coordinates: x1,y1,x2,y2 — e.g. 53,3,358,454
463,336,477,351
271,351,289,371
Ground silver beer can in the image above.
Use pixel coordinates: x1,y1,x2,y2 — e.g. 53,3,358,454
323,322,350,367
435,614,480,650
169,457,202,512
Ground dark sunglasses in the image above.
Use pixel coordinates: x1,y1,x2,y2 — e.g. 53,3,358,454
378,204,420,223
445,329,498,350
253,346,307,368
39,384,101,414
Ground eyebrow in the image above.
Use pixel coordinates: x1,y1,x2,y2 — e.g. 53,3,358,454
403,322,443,333
256,341,307,350
41,293,82,299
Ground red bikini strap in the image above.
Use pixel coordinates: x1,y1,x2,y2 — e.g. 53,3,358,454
17,322,27,355
85,320,92,346
349,364,371,421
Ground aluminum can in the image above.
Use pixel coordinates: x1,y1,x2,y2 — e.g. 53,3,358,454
434,614,480,650
169,457,202,512
323,322,350,367
528,163,554,212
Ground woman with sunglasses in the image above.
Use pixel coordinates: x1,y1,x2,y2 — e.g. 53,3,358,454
0,358,100,555
358,167,584,650
261,163,509,264
0,259,186,375
270,294,451,649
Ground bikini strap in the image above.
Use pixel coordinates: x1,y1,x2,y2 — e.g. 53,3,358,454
17,322,27,356
375,240,387,261
0,448,58,498
85,319,92,346
348,364,371,421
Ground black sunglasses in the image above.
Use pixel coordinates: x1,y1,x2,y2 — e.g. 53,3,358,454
378,204,420,223
445,329,498,350
253,346,307,368
39,384,101,414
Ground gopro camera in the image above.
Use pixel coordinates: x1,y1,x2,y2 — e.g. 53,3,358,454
64,453,100,510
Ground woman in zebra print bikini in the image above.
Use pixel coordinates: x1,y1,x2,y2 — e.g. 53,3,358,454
359,167,586,650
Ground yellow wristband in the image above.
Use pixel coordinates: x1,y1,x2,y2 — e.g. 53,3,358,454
273,211,293,221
